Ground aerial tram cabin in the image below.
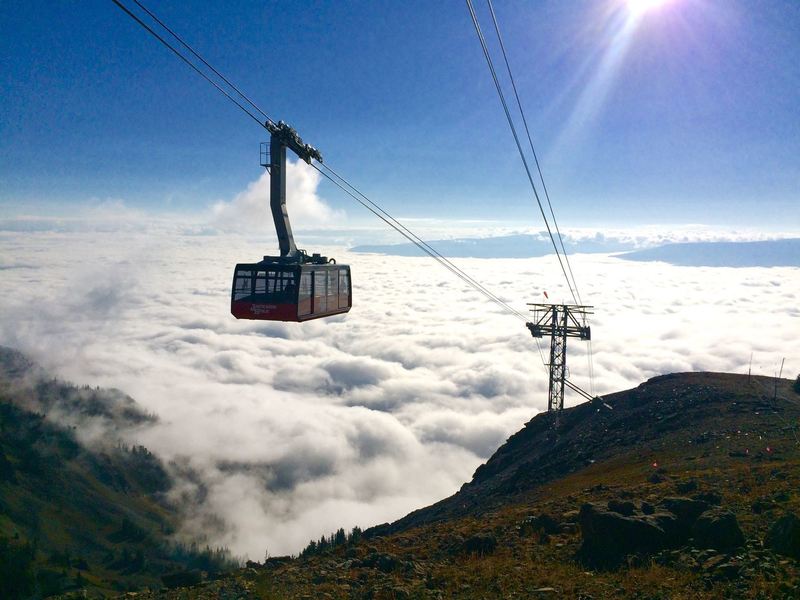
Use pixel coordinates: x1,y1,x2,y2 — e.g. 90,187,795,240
230,122,351,321
231,256,351,321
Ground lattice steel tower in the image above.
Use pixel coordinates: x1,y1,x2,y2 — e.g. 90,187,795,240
526,304,593,413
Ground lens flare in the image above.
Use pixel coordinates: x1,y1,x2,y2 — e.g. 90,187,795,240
627,0,670,16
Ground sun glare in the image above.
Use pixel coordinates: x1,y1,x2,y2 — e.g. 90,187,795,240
626,0,670,16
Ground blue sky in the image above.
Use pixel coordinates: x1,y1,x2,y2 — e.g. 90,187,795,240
2,0,799,229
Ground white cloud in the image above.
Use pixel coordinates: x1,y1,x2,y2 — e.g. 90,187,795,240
210,158,345,233
0,224,798,560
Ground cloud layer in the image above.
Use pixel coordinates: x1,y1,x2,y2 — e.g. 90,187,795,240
0,222,798,559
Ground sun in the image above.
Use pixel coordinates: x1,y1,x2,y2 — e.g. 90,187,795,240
626,0,671,16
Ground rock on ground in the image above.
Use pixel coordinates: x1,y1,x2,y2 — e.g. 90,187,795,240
692,509,745,551
766,512,800,559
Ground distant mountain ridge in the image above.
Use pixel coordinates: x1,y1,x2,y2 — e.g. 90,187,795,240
618,238,800,267
351,233,634,258
351,235,800,267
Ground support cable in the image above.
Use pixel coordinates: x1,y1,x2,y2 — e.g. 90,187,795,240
476,0,597,394
465,0,578,305
311,163,529,323
318,162,529,321
111,0,549,369
130,0,276,127
319,162,550,371
486,1,596,393
485,0,582,305
110,0,264,127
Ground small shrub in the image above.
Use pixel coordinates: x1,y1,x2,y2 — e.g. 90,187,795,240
162,570,202,589
461,533,497,557
793,375,800,394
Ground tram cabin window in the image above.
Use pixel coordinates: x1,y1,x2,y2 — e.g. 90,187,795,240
314,270,327,313
233,270,252,301
298,271,312,316
327,269,338,308
338,268,350,309
233,269,297,302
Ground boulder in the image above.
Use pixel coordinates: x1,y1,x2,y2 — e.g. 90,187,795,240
712,562,741,581
359,551,406,573
659,497,710,525
646,512,683,546
562,510,580,522
654,496,711,543
692,491,722,506
675,479,698,494
701,555,741,580
607,499,636,517
765,512,800,559
264,555,293,567
692,509,744,550
520,513,561,537
578,503,668,567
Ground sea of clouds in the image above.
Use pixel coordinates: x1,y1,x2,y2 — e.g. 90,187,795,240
1,164,798,559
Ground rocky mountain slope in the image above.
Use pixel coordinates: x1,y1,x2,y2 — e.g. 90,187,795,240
0,347,237,598
369,372,800,536
133,371,800,599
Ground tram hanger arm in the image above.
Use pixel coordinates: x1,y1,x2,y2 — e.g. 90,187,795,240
265,120,322,164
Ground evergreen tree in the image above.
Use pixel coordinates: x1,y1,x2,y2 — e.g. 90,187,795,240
348,526,362,545
333,528,346,546
300,540,317,557
0,536,36,599
133,548,146,571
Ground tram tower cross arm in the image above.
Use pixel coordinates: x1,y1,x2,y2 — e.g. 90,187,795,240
526,303,593,413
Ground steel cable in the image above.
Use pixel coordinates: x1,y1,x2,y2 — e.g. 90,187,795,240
110,0,264,128
485,0,582,305
465,0,578,305
130,0,276,127
318,163,530,320
311,164,529,322
111,0,549,367
487,0,595,390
